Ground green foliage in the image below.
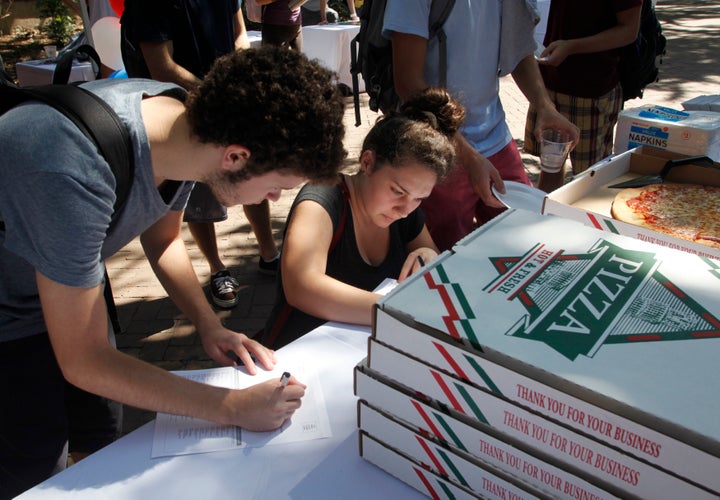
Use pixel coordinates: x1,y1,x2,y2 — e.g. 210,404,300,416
37,0,77,46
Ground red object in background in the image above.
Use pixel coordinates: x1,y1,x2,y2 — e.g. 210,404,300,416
109,0,124,17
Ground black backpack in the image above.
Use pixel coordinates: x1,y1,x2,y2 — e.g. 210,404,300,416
618,0,667,101
350,0,455,126
1,45,134,332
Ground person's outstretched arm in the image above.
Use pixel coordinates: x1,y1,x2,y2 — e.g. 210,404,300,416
282,200,381,326
37,269,305,432
140,209,276,371
139,40,201,90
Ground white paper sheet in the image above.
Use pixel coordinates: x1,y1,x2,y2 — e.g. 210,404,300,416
151,363,331,458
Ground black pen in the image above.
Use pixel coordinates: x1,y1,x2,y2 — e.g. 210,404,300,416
417,256,425,267
279,371,291,388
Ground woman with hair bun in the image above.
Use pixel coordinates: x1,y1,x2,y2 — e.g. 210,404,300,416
261,87,465,348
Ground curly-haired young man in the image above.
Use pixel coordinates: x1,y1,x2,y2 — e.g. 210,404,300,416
0,46,346,498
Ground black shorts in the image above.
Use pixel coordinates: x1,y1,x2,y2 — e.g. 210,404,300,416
0,333,122,498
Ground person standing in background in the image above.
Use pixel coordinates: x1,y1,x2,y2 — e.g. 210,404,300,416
384,0,579,251
120,0,282,309
525,0,642,192
257,0,303,50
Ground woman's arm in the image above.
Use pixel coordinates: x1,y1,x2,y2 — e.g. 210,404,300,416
281,200,381,326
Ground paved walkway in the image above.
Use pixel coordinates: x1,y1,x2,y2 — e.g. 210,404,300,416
111,0,720,435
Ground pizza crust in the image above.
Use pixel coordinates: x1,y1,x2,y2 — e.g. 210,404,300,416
610,186,654,226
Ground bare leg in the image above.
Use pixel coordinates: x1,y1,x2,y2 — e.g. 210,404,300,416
187,221,225,274
243,200,280,261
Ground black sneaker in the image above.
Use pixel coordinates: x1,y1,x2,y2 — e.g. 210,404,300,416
258,254,280,276
210,270,240,308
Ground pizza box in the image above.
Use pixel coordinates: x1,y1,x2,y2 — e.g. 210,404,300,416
543,146,720,260
359,431,481,499
372,306,720,493
358,403,543,499
365,339,715,499
374,209,720,492
683,95,720,112
355,362,621,500
614,105,720,160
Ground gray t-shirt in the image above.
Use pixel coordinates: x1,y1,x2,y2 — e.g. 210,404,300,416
0,79,193,341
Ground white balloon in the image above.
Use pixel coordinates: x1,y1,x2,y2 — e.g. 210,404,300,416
91,16,123,71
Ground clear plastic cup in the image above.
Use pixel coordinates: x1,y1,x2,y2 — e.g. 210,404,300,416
540,129,572,173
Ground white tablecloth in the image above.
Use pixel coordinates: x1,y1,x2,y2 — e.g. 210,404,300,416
17,322,422,499
15,59,97,87
247,30,263,48
302,24,364,92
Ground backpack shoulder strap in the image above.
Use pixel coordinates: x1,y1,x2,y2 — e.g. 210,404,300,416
2,84,134,214
52,44,102,85
429,0,456,37
429,0,455,88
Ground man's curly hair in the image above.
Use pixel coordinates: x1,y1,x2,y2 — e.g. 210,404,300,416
185,46,347,183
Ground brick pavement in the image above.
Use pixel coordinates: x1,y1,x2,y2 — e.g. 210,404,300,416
112,0,720,435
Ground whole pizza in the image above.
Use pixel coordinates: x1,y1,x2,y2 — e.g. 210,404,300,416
611,183,720,249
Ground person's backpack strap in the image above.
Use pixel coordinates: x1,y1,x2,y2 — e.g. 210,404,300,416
429,0,455,89
52,44,102,85
2,84,134,214
1,83,134,334
350,0,455,126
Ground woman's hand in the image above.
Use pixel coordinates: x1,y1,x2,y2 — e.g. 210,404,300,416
398,247,438,282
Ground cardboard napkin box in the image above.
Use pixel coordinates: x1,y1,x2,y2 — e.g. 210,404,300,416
373,209,720,494
543,146,720,260
614,105,720,160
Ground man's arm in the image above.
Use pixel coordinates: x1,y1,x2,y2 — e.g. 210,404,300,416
539,6,642,67
37,271,304,431
234,7,251,49
140,209,276,371
140,40,202,90
511,54,579,146
391,31,505,206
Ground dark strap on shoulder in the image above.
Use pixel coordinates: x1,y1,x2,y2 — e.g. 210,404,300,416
52,44,102,85
429,0,455,89
4,84,134,214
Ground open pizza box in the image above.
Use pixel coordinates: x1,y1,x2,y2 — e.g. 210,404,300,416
542,146,720,260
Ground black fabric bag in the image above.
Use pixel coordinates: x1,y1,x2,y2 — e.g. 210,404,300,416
618,0,667,101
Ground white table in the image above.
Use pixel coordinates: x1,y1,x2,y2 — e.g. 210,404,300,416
17,322,422,499
302,24,365,92
247,30,263,48
15,59,97,87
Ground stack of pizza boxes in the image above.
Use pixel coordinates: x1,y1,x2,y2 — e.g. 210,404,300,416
354,208,720,499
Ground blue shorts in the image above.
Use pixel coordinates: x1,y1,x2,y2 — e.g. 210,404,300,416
182,182,228,223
